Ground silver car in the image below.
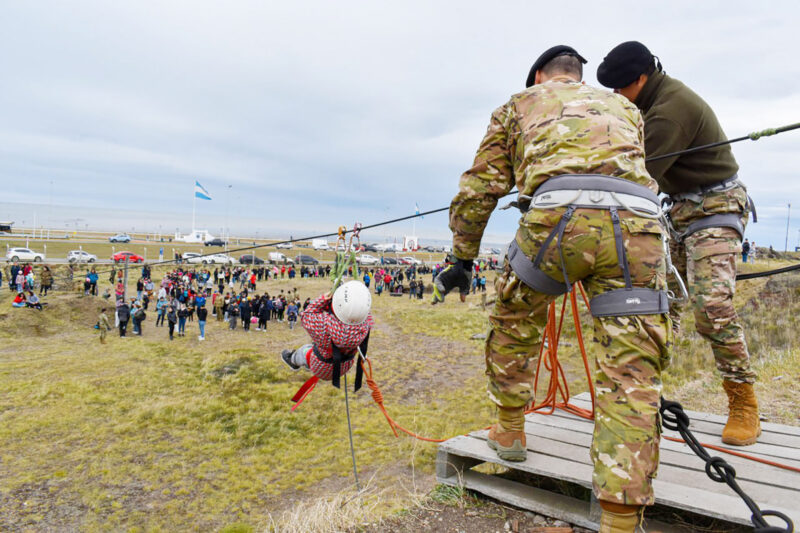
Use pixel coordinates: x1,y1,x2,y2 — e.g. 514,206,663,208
67,250,98,263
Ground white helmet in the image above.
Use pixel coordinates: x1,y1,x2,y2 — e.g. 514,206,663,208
332,280,372,325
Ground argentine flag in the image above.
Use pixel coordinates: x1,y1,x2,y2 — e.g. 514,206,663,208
415,202,423,219
195,181,212,200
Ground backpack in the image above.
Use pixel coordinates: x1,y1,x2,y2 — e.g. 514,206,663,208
135,308,146,321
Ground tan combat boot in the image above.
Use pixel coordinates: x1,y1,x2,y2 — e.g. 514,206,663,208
487,406,526,462
722,380,761,446
598,502,643,533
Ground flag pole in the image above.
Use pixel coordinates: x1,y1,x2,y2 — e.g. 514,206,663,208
192,182,196,233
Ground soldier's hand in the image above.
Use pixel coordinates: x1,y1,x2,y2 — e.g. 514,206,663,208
431,256,473,305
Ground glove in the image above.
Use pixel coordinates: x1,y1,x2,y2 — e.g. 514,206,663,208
431,255,473,304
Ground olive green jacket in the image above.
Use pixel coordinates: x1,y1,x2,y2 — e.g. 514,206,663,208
635,71,739,195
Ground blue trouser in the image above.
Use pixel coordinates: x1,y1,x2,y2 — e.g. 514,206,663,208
178,317,186,333
198,320,206,338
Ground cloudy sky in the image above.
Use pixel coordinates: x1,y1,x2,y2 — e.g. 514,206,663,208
1,1,798,247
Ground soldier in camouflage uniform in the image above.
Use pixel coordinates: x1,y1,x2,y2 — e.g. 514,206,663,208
598,42,759,447
436,45,672,532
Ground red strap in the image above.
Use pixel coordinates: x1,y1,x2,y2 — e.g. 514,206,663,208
290,376,319,411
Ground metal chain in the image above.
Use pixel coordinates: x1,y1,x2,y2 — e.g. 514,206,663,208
659,399,794,533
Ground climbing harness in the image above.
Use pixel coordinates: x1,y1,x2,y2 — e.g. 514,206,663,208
506,174,671,317
664,174,757,244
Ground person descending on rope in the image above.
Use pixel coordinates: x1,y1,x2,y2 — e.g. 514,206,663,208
281,281,374,407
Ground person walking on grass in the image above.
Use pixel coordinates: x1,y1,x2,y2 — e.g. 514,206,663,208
132,301,146,336
287,301,298,330
197,304,208,341
98,307,110,344
228,299,239,330
117,299,130,337
40,265,53,296
156,297,167,326
177,303,188,336
167,304,177,340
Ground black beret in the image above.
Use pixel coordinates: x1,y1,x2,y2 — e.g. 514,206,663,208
525,45,587,88
596,41,654,89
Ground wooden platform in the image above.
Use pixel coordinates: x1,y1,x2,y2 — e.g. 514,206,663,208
436,392,800,531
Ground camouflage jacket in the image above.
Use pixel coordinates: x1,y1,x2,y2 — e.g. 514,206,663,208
449,76,656,259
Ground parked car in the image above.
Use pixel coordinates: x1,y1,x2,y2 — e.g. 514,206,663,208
239,254,264,264
357,254,379,266
182,252,205,264
206,253,234,265
363,243,380,252
204,238,226,247
381,256,398,265
6,247,45,262
312,239,330,251
294,254,319,265
400,256,423,265
275,242,293,249
112,251,144,263
268,252,294,264
109,233,131,243
67,250,97,263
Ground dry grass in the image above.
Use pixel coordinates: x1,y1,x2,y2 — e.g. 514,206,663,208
0,258,798,531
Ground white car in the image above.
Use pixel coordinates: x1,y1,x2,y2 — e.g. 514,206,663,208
275,242,293,249
357,254,379,266
6,247,45,262
401,256,423,265
67,250,98,263
206,253,235,265
182,252,205,264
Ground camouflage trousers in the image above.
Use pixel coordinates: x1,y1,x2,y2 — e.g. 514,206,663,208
487,206,672,506
668,187,755,384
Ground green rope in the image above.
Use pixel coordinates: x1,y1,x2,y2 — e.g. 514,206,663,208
331,250,360,291
749,127,777,140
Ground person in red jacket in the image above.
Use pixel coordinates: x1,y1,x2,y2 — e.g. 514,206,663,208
282,281,373,407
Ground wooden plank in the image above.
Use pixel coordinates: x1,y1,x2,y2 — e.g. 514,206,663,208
569,392,800,437
481,418,800,489
559,403,800,449
523,410,800,463
439,434,800,526
439,467,693,532
468,428,800,508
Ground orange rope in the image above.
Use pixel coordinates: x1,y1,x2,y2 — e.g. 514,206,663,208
361,281,800,473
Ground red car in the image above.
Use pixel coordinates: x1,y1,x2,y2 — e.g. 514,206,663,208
112,251,144,263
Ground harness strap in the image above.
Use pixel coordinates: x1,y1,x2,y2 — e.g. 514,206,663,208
353,332,370,392
509,206,576,295
508,240,571,295
609,207,632,289
681,213,744,241
590,288,669,317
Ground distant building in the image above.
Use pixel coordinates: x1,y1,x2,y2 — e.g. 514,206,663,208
0,221,13,233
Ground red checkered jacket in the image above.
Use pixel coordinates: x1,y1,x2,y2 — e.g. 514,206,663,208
301,294,373,380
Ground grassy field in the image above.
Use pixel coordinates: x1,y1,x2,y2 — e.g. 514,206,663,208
0,258,798,531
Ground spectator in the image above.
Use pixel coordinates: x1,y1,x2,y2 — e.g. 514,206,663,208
167,304,177,340
197,305,208,341
177,304,188,336
132,301,145,336
156,297,167,326
117,300,130,337
742,239,751,263
12,292,26,308
40,265,53,296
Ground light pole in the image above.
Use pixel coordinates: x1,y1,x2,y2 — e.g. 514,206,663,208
785,203,791,252
225,185,232,252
